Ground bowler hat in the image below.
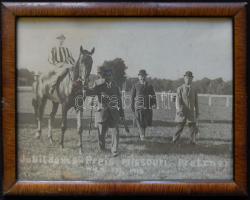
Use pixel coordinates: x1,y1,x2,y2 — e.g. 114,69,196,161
56,34,66,40
184,71,194,78
138,69,148,76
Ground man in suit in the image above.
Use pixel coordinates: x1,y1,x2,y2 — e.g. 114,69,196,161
172,71,199,144
84,67,124,157
131,69,157,141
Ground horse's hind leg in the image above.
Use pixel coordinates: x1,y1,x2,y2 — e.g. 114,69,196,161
48,102,59,144
35,96,47,139
76,110,84,154
32,98,38,119
60,103,68,149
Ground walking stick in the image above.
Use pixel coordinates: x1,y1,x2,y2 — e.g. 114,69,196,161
196,116,200,138
194,111,200,139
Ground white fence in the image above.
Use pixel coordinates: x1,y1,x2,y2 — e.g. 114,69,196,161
122,91,232,109
18,87,232,108
18,87,232,122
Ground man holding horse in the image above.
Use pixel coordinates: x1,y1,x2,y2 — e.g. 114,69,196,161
84,67,124,157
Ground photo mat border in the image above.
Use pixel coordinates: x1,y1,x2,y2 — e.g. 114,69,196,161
1,2,247,196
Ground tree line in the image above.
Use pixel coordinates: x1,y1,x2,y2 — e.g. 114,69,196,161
18,57,232,95
125,77,232,94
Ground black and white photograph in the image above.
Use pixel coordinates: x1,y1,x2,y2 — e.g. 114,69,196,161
17,17,233,181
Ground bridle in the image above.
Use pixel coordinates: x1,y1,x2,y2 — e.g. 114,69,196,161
75,53,93,85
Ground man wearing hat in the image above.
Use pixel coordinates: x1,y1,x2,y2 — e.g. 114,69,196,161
131,69,157,141
48,34,75,66
84,68,124,157
172,71,199,144
48,34,75,94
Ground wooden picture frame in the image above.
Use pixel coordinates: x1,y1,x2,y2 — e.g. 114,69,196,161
1,2,247,196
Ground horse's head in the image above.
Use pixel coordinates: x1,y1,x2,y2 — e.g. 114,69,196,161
74,45,95,86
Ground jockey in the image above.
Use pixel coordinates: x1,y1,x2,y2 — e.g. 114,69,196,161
48,34,75,66
48,34,75,94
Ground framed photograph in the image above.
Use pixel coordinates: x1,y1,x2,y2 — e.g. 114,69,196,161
1,2,247,196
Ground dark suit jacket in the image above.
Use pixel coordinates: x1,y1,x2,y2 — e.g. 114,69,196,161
86,79,124,126
131,81,156,127
131,82,157,111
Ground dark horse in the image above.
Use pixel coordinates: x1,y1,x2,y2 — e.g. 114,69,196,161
32,46,94,153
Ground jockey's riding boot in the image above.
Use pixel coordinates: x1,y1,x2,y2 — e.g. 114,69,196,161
50,73,64,95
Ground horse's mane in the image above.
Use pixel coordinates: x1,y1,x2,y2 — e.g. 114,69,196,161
73,53,81,81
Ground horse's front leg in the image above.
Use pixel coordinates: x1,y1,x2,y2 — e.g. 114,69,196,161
48,102,59,144
61,103,68,149
76,109,84,154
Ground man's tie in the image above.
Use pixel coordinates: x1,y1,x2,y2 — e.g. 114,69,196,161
186,86,190,96
106,82,112,88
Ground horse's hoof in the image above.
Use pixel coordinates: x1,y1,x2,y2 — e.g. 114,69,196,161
34,132,41,139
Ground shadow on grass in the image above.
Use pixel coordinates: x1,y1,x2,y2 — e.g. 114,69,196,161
121,138,231,156
18,113,232,129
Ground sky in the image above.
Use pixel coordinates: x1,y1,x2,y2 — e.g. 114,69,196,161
17,17,232,81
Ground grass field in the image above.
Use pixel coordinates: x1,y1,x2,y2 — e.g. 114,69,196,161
17,88,233,181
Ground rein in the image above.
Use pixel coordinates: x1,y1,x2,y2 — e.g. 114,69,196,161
56,51,92,102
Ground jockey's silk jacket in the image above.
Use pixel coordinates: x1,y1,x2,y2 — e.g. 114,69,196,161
48,46,75,65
